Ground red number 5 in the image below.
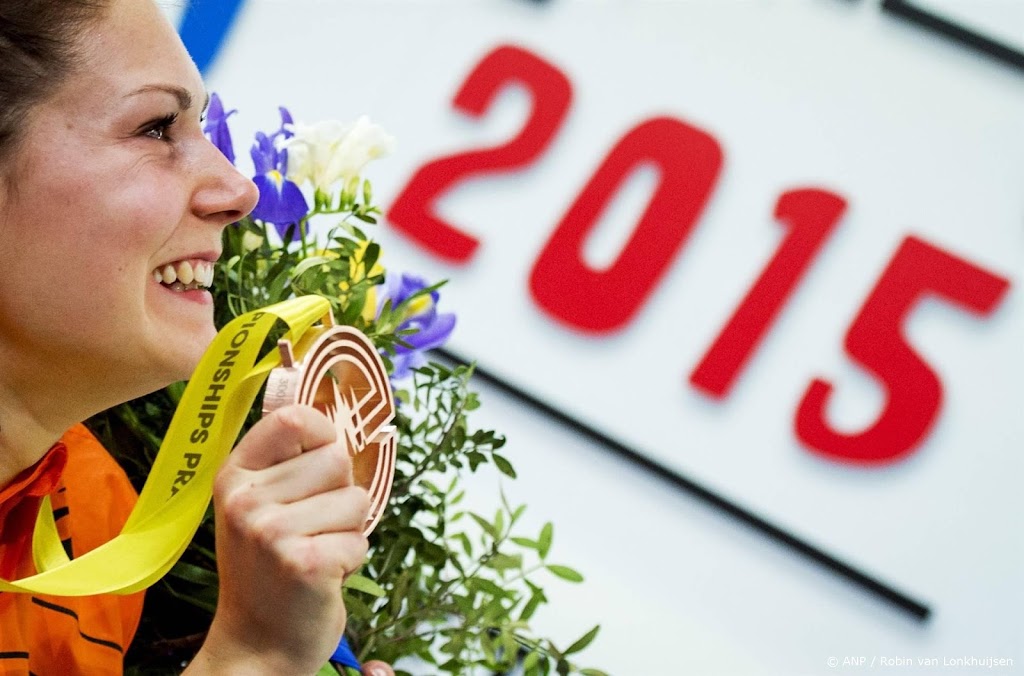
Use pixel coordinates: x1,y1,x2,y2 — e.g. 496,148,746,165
795,236,1010,465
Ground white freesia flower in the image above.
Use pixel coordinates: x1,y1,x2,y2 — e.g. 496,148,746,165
280,116,396,193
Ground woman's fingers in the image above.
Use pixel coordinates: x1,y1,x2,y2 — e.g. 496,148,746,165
243,439,356,504
272,531,369,583
228,404,339,472
246,486,371,544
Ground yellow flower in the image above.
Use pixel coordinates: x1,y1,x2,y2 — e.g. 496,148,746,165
241,231,264,252
337,240,384,322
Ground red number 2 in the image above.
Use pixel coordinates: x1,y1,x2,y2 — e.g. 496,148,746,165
387,45,573,263
795,236,1010,465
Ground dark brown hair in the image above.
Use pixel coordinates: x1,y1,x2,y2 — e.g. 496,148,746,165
0,1,109,161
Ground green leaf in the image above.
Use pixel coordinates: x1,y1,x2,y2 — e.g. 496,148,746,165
291,254,334,280
469,512,499,540
519,590,545,621
546,564,584,583
538,522,554,559
362,242,380,272
564,625,600,655
486,553,523,571
316,663,341,676
510,536,539,550
164,380,187,405
493,454,517,478
453,532,473,558
579,670,611,676
523,649,542,672
343,574,386,597
167,561,219,586
466,577,510,598
418,540,447,566
499,630,518,667
163,577,218,613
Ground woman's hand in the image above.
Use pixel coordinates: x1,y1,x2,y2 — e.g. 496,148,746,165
186,404,370,675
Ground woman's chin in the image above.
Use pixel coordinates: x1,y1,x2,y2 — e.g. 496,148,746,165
181,329,219,379
146,286,219,367
146,322,219,387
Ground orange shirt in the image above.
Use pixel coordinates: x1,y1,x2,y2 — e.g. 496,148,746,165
0,424,144,675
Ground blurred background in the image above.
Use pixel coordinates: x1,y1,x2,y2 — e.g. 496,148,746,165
166,1,1023,674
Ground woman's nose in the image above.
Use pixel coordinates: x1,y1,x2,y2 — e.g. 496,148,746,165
191,141,260,226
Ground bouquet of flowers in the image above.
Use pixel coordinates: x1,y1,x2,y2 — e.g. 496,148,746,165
87,95,606,676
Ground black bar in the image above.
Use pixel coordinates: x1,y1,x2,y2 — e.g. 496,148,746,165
883,0,1024,73
433,347,932,622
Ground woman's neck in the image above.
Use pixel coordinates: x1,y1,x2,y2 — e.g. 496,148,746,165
0,347,122,488
0,396,69,488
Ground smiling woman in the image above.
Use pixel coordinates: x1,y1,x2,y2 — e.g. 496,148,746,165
0,1,391,674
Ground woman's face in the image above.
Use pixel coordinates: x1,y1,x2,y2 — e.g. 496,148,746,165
0,0,257,398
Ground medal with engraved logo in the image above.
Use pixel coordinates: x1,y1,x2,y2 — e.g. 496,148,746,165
262,311,396,536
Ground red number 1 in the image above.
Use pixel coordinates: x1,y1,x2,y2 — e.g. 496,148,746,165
690,188,846,398
795,235,1010,465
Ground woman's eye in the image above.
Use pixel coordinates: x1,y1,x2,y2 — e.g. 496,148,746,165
142,113,178,142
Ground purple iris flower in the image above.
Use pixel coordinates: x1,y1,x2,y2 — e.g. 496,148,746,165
380,274,457,379
276,106,294,140
249,107,308,241
203,93,236,165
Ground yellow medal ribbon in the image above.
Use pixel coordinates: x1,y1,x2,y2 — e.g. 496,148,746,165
0,295,332,596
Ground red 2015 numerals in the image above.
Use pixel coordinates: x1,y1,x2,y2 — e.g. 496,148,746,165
386,44,1011,465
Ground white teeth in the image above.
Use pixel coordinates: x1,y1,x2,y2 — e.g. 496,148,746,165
192,261,211,287
177,260,195,285
155,260,214,289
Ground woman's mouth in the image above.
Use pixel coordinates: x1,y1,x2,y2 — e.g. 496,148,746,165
153,259,215,292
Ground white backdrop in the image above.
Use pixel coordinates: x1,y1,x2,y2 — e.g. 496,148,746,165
176,1,1024,674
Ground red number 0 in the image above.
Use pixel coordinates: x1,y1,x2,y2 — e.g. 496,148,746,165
795,235,1010,465
387,45,573,263
530,117,723,333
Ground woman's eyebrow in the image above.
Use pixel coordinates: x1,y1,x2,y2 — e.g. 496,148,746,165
125,84,208,112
